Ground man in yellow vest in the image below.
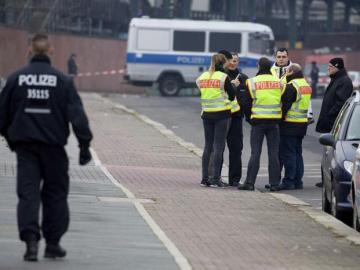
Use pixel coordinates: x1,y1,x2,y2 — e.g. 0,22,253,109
270,48,314,123
278,64,312,190
238,57,282,191
271,48,292,85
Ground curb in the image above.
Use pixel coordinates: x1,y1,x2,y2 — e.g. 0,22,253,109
96,93,360,247
269,193,360,245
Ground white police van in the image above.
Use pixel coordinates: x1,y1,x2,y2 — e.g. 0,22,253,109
124,17,275,96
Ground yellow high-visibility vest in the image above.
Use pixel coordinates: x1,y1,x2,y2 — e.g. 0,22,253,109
196,71,231,113
284,78,312,123
247,74,282,119
230,97,241,114
271,65,287,85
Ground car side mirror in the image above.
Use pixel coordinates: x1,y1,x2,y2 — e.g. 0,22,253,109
319,133,336,148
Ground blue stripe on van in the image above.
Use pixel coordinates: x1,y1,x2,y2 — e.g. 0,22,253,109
126,53,258,68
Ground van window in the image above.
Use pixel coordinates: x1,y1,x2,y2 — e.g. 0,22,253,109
173,31,205,52
137,29,170,51
249,32,274,55
209,32,241,53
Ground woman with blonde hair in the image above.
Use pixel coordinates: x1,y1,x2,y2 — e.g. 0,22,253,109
196,53,236,187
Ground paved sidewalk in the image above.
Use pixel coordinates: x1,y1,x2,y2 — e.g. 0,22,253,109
86,93,360,270
0,136,180,269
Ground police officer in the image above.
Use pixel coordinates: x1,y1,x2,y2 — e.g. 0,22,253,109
225,52,248,186
267,48,314,190
279,64,312,190
206,50,234,182
271,47,292,85
238,57,282,191
270,48,314,122
197,53,235,188
0,33,93,261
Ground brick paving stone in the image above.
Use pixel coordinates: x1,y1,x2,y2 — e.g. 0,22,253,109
84,93,360,270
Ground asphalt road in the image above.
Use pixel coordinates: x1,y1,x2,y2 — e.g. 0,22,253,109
107,92,325,209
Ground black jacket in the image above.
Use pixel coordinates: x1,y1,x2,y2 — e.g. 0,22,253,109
227,68,248,118
316,69,353,133
67,57,78,75
0,55,92,149
280,71,308,137
243,70,281,125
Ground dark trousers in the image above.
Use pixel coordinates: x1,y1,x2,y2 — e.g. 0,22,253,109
245,123,280,186
227,116,243,185
16,143,69,244
279,135,304,187
202,118,228,181
311,82,317,98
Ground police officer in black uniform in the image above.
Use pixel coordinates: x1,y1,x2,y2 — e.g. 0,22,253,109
0,33,93,261
226,52,248,186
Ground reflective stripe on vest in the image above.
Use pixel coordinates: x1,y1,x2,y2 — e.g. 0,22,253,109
247,74,282,119
285,78,312,123
197,71,230,113
230,97,241,113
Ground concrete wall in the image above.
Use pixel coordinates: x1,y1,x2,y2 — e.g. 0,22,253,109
49,33,128,92
1,25,359,93
0,25,144,93
0,26,29,78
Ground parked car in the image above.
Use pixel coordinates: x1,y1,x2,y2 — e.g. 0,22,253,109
319,90,360,223
348,71,360,90
351,145,360,231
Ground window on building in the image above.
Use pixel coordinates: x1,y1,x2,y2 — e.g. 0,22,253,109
209,32,241,53
173,31,205,52
210,0,225,13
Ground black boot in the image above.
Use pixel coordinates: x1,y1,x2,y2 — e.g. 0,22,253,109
24,241,38,262
44,243,67,259
238,183,255,191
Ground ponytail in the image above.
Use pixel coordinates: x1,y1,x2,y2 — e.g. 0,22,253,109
208,53,227,77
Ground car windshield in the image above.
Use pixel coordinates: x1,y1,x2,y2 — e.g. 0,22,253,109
346,104,360,140
248,32,274,55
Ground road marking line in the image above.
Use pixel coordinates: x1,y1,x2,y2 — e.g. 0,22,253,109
90,148,192,270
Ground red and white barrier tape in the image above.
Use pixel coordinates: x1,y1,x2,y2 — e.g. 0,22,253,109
78,69,124,77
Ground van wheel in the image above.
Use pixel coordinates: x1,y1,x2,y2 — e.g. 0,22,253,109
159,75,181,96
